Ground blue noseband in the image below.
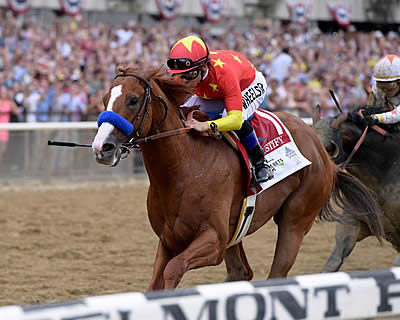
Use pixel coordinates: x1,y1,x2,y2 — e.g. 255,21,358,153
97,111,134,137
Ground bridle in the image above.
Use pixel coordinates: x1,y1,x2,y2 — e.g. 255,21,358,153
113,72,192,154
49,72,216,159
114,73,168,143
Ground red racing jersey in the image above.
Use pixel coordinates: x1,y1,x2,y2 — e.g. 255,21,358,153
194,50,256,131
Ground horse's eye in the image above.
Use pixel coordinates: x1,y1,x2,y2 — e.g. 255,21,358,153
128,96,139,107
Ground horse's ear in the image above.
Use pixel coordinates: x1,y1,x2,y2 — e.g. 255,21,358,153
116,63,128,75
146,66,164,81
330,113,348,129
312,104,321,125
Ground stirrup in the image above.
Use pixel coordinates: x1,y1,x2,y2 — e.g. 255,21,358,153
255,164,274,184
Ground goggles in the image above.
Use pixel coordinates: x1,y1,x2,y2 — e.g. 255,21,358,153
167,58,194,70
178,69,200,81
167,56,208,71
376,81,399,92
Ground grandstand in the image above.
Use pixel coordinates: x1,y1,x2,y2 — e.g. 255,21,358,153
0,0,399,181
1,1,400,319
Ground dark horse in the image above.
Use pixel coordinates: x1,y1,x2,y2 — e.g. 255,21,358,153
92,65,383,290
313,106,399,272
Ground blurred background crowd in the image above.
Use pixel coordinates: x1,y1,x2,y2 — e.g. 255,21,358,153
0,11,398,126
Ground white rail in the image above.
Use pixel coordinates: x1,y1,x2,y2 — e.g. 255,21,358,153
1,267,400,320
0,122,98,131
0,118,313,131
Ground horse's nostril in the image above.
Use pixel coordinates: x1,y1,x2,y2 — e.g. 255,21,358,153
103,143,115,152
326,143,334,155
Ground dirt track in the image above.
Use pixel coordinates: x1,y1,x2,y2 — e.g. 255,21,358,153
0,180,396,306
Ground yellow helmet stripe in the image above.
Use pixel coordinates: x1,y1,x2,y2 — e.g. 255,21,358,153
171,36,206,53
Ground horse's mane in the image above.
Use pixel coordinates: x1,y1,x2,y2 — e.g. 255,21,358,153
116,64,193,108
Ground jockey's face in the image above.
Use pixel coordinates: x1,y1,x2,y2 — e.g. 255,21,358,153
178,64,207,86
376,81,400,98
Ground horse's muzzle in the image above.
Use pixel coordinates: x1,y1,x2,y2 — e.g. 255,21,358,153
94,140,122,167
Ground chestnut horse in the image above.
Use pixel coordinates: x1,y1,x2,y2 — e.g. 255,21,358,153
92,66,382,290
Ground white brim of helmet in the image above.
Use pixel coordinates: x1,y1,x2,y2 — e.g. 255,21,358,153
373,76,400,82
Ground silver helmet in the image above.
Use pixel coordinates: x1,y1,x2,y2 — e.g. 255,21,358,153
373,54,400,82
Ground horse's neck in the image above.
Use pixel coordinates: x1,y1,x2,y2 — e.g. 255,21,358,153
345,123,400,183
141,106,194,183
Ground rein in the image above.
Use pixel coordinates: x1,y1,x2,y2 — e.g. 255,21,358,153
122,109,221,150
113,72,220,152
343,109,391,166
343,126,368,167
49,73,218,153
132,127,192,145
114,73,221,150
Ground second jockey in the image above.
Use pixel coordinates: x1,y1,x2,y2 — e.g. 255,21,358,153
356,54,400,131
166,35,274,183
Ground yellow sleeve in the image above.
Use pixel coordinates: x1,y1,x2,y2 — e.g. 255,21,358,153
207,110,243,132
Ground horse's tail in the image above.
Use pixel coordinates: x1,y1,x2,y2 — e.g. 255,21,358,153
319,167,385,242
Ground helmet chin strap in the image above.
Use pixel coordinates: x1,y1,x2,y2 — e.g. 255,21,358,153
188,65,206,82
200,64,209,80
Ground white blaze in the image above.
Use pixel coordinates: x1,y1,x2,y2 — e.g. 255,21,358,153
106,85,122,111
92,123,115,156
92,85,123,154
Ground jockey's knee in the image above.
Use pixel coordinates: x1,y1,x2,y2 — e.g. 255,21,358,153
235,120,254,140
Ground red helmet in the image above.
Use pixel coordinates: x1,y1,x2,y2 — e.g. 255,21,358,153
167,36,209,74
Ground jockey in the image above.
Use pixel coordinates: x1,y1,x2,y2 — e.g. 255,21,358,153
358,54,400,129
167,35,273,183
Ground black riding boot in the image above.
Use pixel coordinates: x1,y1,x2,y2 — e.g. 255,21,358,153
235,120,274,184
247,143,274,184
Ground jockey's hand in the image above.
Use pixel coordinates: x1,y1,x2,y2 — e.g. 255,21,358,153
362,115,379,127
347,111,363,126
183,119,210,132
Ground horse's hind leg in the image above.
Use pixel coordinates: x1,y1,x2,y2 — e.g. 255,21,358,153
268,192,323,278
268,220,311,278
323,221,368,272
224,242,254,281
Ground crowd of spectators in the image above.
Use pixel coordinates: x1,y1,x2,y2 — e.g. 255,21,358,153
0,11,399,125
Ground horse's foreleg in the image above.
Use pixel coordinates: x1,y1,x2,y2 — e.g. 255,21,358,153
323,222,362,273
163,229,224,289
147,240,172,291
224,242,253,281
